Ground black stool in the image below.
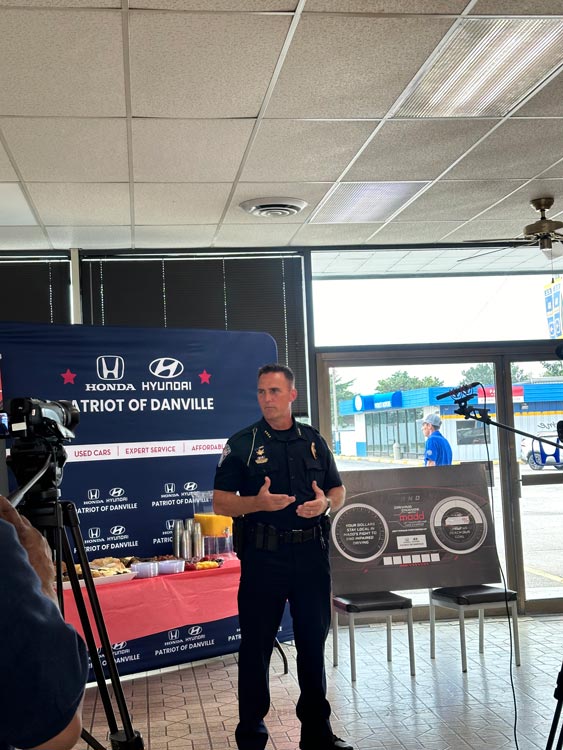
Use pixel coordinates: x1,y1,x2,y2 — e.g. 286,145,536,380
332,592,415,681
429,585,521,672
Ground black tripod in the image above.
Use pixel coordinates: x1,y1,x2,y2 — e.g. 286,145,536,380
8,427,144,750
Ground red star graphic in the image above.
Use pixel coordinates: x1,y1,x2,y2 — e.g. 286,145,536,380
60,368,77,385
198,369,212,384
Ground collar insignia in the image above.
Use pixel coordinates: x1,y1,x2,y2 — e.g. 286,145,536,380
255,445,268,464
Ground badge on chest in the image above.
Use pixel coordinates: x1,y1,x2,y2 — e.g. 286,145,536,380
255,445,268,464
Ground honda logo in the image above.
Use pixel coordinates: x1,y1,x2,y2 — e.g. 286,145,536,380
168,629,180,641
110,525,126,536
149,357,184,379
88,489,100,500
164,483,175,493
88,528,101,539
112,642,127,650
183,481,198,491
188,625,202,636
97,355,125,381
166,520,175,530
109,487,125,498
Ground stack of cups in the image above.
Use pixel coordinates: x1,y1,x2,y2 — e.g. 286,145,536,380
192,521,203,560
172,520,184,558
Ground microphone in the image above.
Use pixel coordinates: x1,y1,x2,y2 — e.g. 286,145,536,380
436,382,480,401
557,421,563,441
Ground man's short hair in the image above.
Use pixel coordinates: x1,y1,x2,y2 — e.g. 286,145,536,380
257,363,295,386
423,413,441,428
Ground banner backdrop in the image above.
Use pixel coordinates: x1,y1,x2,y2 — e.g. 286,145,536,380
331,464,499,595
0,321,294,670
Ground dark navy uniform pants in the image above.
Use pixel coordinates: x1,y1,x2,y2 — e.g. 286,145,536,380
235,536,333,750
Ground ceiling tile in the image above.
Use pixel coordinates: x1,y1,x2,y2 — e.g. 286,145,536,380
129,12,291,117
130,0,296,8
306,1,467,11
470,0,563,14
47,225,131,249
132,119,253,182
0,226,50,249
134,183,231,224
226,182,331,224
443,219,526,242
445,119,563,180
291,223,384,246
214,224,297,246
515,73,563,118
475,179,563,220
242,120,376,182
347,120,495,181
369,221,466,244
0,143,17,180
0,184,37,225
0,0,118,6
27,183,130,225
2,118,128,181
135,225,216,248
266,15,455,118
395,180,527,222
0,9,125,116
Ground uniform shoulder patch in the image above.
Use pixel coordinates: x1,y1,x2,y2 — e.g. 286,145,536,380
218,443,231,467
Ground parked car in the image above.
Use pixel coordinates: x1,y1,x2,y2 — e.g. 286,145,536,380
520,432,563,470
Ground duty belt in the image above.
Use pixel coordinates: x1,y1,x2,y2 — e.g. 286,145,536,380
250,522,323,551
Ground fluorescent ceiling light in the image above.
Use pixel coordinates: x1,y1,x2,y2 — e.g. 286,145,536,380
397,18,563,118
310,182,427,224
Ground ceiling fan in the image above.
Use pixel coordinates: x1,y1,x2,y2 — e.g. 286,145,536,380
459,196,563,262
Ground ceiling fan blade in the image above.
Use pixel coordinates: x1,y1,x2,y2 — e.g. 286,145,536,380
461,237,529,245
457,238,538,263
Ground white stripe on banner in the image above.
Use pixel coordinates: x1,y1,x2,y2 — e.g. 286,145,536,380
65,439,228,462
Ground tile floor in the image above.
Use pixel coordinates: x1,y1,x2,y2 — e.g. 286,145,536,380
80,614,563,750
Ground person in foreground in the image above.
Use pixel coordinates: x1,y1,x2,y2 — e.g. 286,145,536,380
422,413,453,466
0,495,89,750
213,364,353,750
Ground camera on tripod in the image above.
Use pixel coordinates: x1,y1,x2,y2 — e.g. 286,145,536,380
0,397,80,506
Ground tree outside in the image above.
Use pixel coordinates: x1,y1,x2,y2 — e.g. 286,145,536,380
374,370,444,392
460,363,532,385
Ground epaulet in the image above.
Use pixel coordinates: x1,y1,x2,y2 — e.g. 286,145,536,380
228,421,261,444
295,420,321,438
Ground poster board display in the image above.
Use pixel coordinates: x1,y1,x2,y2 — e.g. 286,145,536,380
331,464,499,595
0,321,294,671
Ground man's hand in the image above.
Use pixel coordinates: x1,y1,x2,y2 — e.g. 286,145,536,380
0,496,57,602
296,480,328,518
257,476,296,512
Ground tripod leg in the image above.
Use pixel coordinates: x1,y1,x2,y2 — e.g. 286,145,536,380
61,502,144,750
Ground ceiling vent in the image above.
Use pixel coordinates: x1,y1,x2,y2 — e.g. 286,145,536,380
239,198,308,218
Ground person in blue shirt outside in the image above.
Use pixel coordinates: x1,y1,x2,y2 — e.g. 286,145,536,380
422,413,453,466
0,495,89,750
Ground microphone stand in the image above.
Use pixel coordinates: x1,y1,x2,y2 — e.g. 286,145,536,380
450,394,563,750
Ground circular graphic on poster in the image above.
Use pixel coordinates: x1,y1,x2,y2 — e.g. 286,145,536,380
331,503,389,562
430,495,488,554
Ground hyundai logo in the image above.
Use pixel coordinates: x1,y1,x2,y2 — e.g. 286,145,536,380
88,527,101,539
109,487,125,498
97,355,125,381
166,519,175,530
188,626,203,636
168,629,180,641
112,642,127,650
183,481,198,491
110,525,126,536
164,483,175,493
149,357,184,379
88,489,100,500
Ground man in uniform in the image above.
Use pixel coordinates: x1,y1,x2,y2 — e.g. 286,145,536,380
422,413,453,466
213,364,353,750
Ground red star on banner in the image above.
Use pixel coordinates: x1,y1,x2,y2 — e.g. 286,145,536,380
60,368,77,385
198,369,212,384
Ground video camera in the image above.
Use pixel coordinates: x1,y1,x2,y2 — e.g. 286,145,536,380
0,398,79,506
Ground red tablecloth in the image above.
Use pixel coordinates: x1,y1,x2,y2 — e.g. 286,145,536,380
62,558,241,646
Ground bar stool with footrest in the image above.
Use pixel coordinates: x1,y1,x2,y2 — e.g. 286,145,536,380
429,584,521,672
332,591,416,681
